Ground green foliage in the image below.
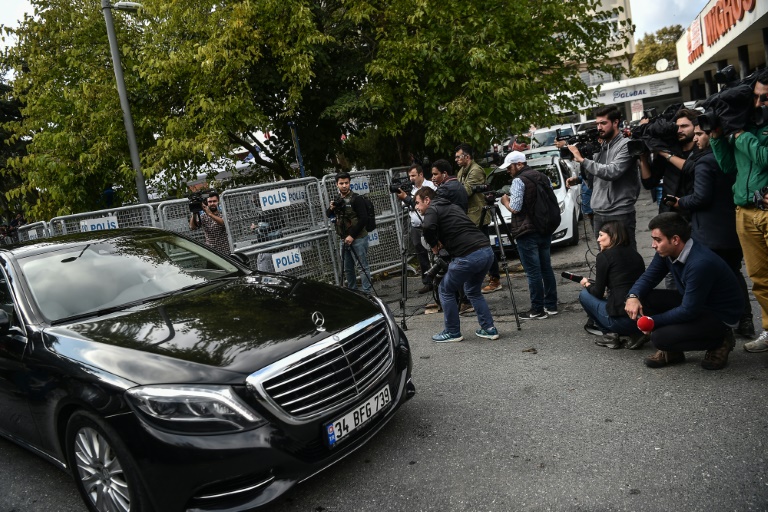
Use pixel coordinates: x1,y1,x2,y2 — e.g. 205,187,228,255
630,25,684,78
3,0,631,217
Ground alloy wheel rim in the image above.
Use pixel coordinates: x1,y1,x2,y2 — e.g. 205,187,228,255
74,426,130,512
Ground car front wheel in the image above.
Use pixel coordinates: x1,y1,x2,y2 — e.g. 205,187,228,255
66,411,151,512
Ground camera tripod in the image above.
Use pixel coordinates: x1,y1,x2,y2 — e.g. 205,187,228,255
479,203,521,330
396,205,415,330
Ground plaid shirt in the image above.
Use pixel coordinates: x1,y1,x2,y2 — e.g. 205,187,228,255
200,213,230,255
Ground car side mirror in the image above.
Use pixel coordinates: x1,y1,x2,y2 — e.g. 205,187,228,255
0,310,9,336
229,252,250,267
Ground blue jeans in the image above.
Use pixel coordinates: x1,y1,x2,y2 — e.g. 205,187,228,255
341,238,372,294
579,288,637,336
438,246,495,334
580,180,593,215
515,231,557,312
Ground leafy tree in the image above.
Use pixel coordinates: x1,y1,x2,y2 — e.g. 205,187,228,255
0,76,36,221
3,0,632,218
630,25,684,78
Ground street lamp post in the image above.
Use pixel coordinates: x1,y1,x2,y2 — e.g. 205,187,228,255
101,0,149,204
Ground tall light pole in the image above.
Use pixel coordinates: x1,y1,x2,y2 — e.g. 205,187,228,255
101,0,149,203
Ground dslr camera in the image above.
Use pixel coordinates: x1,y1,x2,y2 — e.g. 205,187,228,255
424,249,451,280
557,128,601,160
754,186,768,211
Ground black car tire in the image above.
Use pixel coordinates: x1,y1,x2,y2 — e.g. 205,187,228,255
65,410,152,512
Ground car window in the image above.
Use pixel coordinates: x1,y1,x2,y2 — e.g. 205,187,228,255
18,234,244,323
0,272,20,328
529,165,562,190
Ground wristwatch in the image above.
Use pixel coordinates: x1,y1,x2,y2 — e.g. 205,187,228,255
626,293,639,300
665,153,673,161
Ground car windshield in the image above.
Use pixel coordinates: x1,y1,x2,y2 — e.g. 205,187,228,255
18,233,244,322
531,127,573,147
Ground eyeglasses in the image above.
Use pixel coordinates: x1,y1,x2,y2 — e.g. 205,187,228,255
454,153,466,160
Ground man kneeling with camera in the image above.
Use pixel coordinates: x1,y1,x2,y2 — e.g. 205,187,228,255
414,187,499,342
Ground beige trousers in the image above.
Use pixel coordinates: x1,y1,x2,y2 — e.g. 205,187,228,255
736,206,768,330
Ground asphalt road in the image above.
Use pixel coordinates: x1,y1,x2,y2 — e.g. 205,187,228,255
3,197,768,512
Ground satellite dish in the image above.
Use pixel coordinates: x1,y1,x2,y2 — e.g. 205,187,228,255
655,58,669,72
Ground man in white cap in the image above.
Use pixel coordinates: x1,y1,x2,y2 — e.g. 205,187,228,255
498,151,558,319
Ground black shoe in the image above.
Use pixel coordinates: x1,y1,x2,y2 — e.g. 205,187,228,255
625,332,650,350
736,316,756,338
595,333,623,349
521,309,548,320
583,319,604,336
417,284,433,295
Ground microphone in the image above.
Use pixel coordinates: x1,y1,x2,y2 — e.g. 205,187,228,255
561,271,594,284
637,316,654,332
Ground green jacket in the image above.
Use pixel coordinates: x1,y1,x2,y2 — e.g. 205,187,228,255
457,160,490,226
710,125,768,206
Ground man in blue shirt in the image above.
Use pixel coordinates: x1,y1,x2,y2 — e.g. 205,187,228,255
625,213,743,370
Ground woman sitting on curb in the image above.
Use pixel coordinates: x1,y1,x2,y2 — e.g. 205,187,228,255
578,221,648,349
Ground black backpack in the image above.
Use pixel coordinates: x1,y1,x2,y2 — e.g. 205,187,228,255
349,193,377,232
518,169,561,235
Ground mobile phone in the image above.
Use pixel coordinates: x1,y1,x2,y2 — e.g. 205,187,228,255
663,194,676,205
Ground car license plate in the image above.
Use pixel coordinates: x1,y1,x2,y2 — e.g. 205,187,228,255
325,385,391,447
493,235,512,247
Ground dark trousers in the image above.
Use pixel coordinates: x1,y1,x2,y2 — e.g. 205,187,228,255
593,210,637,252
410,227,431,286
712,247,752,319
643,289,729,352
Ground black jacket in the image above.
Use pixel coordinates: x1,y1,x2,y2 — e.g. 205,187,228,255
677,148,740,251
421,196,489,257
435,178,469,212
586,245,645,317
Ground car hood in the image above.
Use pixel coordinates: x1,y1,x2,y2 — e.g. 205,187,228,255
42,276,382,385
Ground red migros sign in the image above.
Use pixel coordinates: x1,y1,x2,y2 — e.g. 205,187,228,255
704,0,756,46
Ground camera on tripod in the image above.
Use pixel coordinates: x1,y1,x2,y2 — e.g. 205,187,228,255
389,176,414,194
471,184,501,206
557,128,601,160
188,191,211,213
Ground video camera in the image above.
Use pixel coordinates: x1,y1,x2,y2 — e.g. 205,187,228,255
626,104,682,157
696,65,767,135
389,175,414,194
557,128,601,160
188,191,212,213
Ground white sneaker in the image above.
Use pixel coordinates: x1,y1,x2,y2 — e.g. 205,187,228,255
744,330,768,353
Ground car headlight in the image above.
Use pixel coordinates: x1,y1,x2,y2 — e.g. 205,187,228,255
558,200,565,214
126,385,267,434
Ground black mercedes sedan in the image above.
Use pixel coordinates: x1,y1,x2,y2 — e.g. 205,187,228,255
0,228,414,512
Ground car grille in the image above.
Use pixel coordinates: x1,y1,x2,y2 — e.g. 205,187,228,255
250,315,393,421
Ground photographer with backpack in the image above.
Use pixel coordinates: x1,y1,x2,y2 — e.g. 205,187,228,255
499,151,560,320
327,172,373,296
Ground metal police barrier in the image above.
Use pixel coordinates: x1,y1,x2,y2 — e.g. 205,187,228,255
321,169,404,279
233,231,340,284
157,198,208,247
220,178,328,253
17,222,50,242
49,204,157,236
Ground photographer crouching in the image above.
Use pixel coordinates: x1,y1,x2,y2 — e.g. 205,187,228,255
414,187,499,343
189,190,230,255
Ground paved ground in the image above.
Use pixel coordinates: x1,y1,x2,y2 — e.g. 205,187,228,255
3,196,768,511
